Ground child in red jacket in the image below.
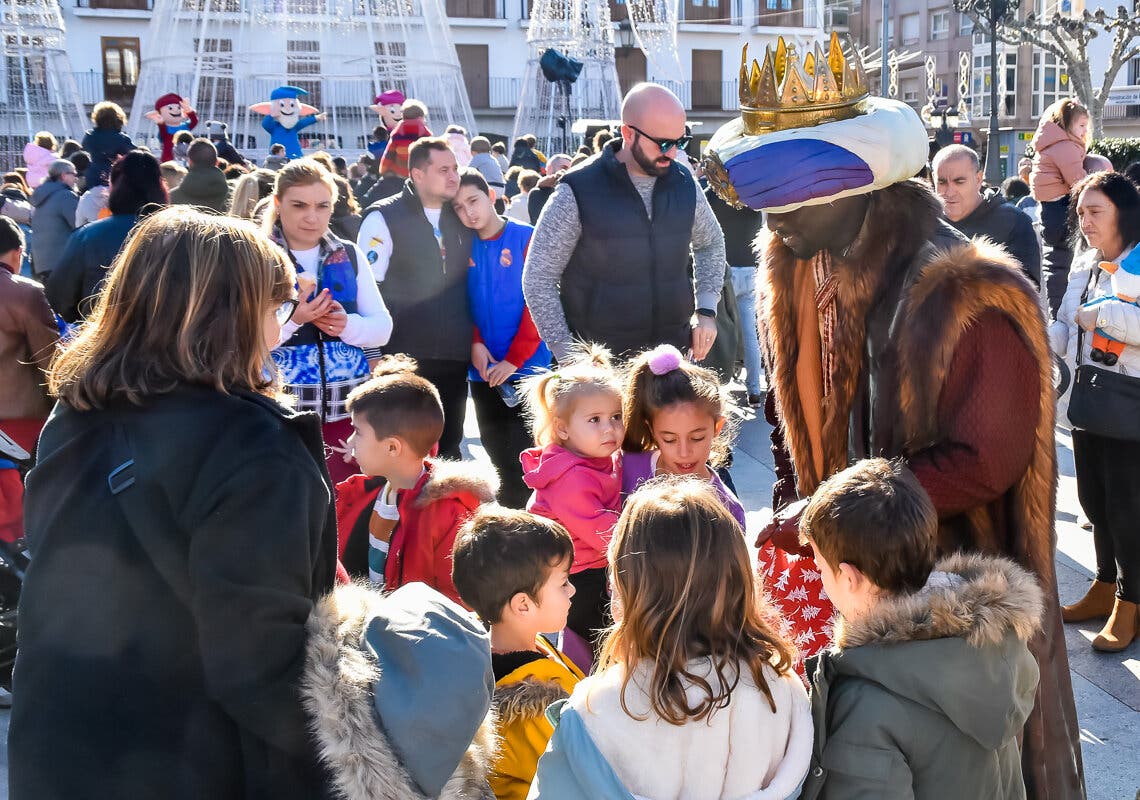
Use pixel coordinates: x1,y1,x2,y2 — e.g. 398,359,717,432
519,345,623,651
343,355,497,605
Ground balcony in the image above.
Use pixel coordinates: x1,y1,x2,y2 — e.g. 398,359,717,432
76,0,154,8
471,76,741,113
446,0,505,18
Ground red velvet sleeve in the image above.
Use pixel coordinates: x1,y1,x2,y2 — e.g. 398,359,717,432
473,327,484,345
503,306,543,367
906,311,1041,517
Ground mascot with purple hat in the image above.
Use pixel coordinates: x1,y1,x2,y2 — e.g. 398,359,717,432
249,85,325,160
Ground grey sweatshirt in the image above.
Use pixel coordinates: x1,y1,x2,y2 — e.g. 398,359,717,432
523,170,726,361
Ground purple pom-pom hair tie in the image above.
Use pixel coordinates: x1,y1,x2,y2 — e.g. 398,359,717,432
647,344,684,376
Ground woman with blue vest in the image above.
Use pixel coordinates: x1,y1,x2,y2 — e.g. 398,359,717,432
268,158,392,483
452,168,551,507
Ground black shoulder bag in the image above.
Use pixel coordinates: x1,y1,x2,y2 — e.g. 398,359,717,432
1066,266,1140,442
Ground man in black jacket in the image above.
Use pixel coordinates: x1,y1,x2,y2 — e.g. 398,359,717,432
357,138,473,458
934,144,1041,287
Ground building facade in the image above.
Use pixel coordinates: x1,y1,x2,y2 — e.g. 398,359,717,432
14,0,824,160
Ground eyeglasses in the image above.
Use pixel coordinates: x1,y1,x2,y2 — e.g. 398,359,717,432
628,124,692,155
275,298,299,326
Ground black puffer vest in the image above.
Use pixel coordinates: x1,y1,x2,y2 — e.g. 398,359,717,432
366,181,473,362
560,141,697,357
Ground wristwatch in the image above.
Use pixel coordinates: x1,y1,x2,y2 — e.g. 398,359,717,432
696,308,717,319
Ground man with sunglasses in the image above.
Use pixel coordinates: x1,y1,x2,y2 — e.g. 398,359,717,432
523,82,726,362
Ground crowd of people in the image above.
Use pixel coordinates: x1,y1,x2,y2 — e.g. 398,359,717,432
0,77,1130,800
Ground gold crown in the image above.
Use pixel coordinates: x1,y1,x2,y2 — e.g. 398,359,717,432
738,32,870,135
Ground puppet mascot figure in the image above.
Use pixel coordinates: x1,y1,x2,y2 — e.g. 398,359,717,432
370,89,405,134
146,93,198,163
250,85,325,160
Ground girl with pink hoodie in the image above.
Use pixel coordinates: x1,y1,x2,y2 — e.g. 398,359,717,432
1030,99,1090,247
23,132,58,190
520,344,623,652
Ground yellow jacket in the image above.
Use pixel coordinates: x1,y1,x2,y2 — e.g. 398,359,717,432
490,635,584,800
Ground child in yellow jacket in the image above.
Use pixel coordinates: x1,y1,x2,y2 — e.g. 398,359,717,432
452,506,584,800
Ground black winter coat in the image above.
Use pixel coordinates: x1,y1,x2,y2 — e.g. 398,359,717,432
950,189,1042,288
80,126,135,188
11,385,338,800
46,213,138,323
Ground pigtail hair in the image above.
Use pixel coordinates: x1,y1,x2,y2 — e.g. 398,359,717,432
621,351,657,454
519,341,621,448
520,369,562,446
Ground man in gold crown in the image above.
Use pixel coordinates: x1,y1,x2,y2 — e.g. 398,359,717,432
705,32,1084,800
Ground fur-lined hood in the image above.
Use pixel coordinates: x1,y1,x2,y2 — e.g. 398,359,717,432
496,677,570,726
302,583,497,800
416,458,500,508
835,552,1044,649
827,553,1043,750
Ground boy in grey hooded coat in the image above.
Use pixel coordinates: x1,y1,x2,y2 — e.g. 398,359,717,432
798,459,1043,800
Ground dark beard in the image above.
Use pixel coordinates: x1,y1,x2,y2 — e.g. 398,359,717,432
632,138,670,177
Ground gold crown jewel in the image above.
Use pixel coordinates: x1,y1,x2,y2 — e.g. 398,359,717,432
738,31,871,135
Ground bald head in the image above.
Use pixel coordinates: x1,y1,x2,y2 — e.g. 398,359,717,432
618,83,687,177
623,83,685,127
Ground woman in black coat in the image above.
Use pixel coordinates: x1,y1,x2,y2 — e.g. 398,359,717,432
12,206,337,799
47,149,168,323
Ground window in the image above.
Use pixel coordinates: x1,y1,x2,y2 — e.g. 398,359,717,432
902,78,921,103
375,40,408,96
455,44,488,108
194,37,233,114
89,0,153,8
887,18,894,46
900,13,919,45
101,37,139,105
959,12,973,35
691,49,723,109
972,50,1016,117
287,40,321,107
615,46,646,96
930,10,949,40
686,0,729,20
446,0,498,16
1032,50,1065,117
4,34,49,107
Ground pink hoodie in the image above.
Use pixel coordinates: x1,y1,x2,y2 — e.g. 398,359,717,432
1029,120,1086,202
23,143,56,189
521,443,622,572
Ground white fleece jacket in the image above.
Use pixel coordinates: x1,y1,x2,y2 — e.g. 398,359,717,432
568,658,812,800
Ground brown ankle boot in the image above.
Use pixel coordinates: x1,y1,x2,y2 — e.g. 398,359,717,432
1092,599,1138,652
1062,580,1117,623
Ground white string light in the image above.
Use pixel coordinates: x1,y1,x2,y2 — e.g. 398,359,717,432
129,0,476,154
0,0,86,163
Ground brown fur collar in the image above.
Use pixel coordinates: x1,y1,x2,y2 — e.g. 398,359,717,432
301,583,497,800
894,239,1058,586
494,678,570,725
417,459,500,508
834,552,1044,650
758,180,943,493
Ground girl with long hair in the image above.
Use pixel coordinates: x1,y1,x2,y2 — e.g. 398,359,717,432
13,206,338,799
267,157,392,482
529,476,812,799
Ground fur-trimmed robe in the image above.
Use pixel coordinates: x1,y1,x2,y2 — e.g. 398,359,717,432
302,583,497,800
758,180,1084,800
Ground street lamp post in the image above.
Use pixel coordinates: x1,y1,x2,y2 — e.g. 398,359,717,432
954,0,1015,184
